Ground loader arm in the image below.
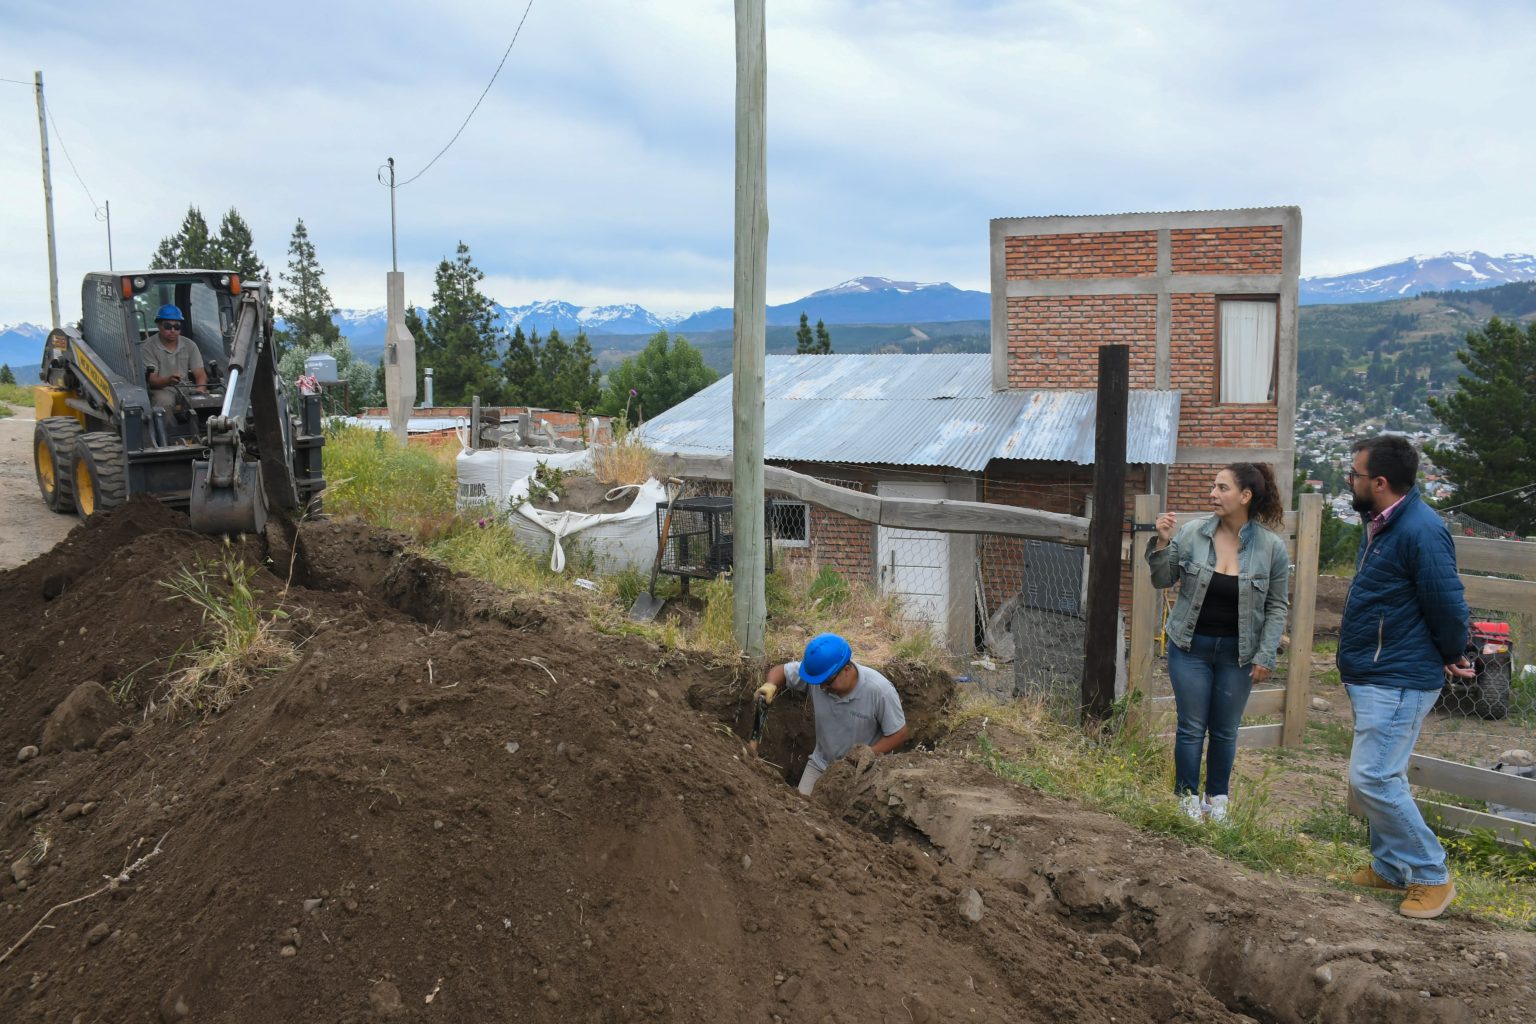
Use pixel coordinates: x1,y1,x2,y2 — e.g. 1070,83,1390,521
189,289,295,534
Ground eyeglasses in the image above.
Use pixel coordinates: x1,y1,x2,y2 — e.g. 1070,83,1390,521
160,323,183,331
1345,469,1373,483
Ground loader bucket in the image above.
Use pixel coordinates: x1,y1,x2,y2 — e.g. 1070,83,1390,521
190,457,268,536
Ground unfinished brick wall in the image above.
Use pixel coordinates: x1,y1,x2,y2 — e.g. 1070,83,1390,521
1005,295,1158,389
1005,231,1158,280
1170,225,1283,275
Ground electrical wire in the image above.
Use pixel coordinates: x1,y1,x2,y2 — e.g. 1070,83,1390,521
1437,481,1536,515
43,101,103,214
397,0,535,187
1,77,35,86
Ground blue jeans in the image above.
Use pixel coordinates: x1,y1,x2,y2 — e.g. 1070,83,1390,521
1168,634,1253,797
1346,683,1448,886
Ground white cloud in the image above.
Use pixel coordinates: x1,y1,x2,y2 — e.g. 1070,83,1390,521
0,0,1533,323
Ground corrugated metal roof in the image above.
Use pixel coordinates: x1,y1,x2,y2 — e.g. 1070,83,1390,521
635,354,1180,470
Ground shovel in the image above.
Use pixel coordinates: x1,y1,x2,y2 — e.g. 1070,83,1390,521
628,478,683,621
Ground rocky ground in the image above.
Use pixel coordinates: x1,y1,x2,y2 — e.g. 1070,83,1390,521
1,500,1532,1022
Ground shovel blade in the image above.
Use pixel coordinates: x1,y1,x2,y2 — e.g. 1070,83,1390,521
628,591,666,622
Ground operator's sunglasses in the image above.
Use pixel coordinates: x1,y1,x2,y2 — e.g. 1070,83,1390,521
159,322,183,330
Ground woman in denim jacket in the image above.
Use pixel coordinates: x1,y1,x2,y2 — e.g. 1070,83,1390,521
1146,463,1290,823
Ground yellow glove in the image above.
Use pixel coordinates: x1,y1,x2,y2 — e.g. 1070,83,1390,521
754,681,780,705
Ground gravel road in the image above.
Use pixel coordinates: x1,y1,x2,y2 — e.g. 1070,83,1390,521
0,404,78,569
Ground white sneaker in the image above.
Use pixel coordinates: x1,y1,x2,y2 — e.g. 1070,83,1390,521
1179,794,1204,822
1207,795,1229,823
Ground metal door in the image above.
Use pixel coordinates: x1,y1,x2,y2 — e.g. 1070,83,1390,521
876,480,948,639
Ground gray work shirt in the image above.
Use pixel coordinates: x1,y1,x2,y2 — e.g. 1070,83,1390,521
783,661,907,771
139,336,204,384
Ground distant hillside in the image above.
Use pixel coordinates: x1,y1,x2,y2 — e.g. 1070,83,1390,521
673,277,989,333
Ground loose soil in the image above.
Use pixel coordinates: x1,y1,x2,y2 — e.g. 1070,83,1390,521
528,474,640,516
2,501,1533,1023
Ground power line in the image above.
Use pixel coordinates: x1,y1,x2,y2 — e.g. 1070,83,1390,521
44,101,101,213
1,77,34,86
1437,480,1536,514
398,0,535,187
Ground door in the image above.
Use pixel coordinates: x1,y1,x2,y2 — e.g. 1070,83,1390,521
876,480,948,639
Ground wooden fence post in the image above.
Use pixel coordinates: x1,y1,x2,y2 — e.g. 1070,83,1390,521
1081,345,1129,723
1128,493,1161,697
1282,492,1323,747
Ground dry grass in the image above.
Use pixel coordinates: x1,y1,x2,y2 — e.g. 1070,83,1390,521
589,433,657,487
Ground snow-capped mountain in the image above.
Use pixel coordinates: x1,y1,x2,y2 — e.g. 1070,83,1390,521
1300,251,1536,305
671,276,989,332
0,322,48,377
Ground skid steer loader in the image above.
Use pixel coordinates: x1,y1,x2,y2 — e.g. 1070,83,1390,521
32,269,324,534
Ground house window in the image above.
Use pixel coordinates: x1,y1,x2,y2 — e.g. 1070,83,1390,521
1218,297,1278,403
769,500,810,547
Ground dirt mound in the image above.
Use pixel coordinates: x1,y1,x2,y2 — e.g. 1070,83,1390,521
528,474,639,516
1,503,1249,1023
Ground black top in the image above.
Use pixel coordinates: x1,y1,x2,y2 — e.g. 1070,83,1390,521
1194,572,1240,637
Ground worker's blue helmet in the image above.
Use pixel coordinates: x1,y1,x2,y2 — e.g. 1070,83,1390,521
800,633,852,686
155,304,184,323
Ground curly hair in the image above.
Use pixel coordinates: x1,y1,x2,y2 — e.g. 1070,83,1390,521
1224,462,1284,529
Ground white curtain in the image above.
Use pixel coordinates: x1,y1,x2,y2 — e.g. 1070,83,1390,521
1220,300,1277,403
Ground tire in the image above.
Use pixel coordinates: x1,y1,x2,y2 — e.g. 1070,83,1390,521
34,416,84,513
72,432,128,522
1471,661,1512,721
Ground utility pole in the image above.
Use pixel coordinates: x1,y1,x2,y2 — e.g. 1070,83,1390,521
380,156,416,445
100,199,113,271
732,0,768,660
34,71,60,328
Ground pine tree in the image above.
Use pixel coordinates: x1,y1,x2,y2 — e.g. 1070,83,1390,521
1426,316,1536,533
597,331,718,425
503,324,537,404
276,219,341,349
814,318,832,354
150,206,217,269
418,242,505,406
538,329,572,407
558,330,601,411
795,312,814,354
212,208,267,280
0,363,15,385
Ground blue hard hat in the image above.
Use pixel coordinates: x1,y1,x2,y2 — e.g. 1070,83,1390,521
155,304,184,322
800,633,852,686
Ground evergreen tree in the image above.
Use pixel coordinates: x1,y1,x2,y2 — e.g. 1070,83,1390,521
212,208,267,280
795,312,814,354
814,318,832,354
417,242,504,406
0,363,15,385
557,330,601,411
503,324,537,403
1426,316,1536,534
538,329,572,407
150,206,217,269
596,331,718,425
275,219,341,349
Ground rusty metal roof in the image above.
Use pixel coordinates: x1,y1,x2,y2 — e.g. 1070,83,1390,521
635,354,1180,470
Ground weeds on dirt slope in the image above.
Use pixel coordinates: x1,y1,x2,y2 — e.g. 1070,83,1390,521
159,554,296,713
955,694,1536,929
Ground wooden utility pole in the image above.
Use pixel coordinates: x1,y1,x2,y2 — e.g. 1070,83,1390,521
731,0,768,659
34,71,60,329
1081,345,1129,724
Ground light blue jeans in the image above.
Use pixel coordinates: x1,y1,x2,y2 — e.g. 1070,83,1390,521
1167,634,1253,798
1346,683,1449,886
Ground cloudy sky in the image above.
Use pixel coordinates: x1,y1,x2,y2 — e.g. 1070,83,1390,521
1,0,1532,324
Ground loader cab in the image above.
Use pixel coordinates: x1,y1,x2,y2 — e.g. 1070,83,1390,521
79,271,242,388
130,276,237,379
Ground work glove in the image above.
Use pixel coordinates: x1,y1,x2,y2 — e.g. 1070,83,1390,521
754,681,779,705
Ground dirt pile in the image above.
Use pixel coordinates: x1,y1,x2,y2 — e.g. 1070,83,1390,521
2,500,1249,1023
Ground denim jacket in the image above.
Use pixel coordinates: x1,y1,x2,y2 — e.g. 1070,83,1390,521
1144,515,1292,669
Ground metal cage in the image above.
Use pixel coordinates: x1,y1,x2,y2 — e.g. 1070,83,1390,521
657,496,775,580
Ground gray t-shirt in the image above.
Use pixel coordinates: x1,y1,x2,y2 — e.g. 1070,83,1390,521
783,661,907,771
139,336,204,384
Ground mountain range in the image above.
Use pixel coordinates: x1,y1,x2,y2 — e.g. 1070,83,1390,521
3,256,1534,372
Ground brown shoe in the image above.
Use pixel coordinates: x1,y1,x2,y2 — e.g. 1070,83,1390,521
1347,866,1404,891
1399,880,1456,919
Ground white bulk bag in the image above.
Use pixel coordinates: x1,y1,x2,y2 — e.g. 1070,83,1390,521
456,448,591,510
508,475,668,574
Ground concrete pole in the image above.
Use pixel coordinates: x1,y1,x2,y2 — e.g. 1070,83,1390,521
383,271,416,445
34,72,60,329
732,0,768,660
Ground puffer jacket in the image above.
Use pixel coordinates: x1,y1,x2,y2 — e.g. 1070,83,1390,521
1337,488,1468,691
1145,515,1291,669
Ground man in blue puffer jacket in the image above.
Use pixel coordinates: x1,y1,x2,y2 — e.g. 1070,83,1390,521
1339,434,1471,920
